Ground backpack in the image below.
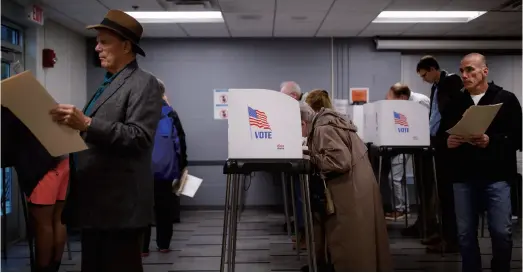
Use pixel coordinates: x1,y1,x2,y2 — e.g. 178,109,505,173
152,104,181,181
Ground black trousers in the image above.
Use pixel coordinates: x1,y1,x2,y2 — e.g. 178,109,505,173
142,180,174,252
81,228,143,272
432,153,458,244
173,194,181,222
411,152,439,231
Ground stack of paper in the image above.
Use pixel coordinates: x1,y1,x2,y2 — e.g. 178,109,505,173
446,103,503,138
0,71,88,156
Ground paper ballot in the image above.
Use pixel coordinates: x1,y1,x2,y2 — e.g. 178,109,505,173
1,71,88,156
179,175,203,198
446,103,503,137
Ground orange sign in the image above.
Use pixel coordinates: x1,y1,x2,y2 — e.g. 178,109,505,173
350,88,368,103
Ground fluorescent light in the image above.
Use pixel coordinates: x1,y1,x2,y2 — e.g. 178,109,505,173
372,11,486,23
125,11,224,23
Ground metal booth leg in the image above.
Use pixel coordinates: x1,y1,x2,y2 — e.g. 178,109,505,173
2,168,7,262
402,153,409,228
481,213,486,237
227,174,241,272
281,173,292,237
412,153,427,240
300,174,317,272
289,176,301,260
389,152,397,222
377,154,383,186
220,174,233,272
19,189,35,271
238,175,247,221
66,239,72,260
431,155,444,257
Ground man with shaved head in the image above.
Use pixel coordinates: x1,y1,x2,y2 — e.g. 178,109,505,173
445,53,522,272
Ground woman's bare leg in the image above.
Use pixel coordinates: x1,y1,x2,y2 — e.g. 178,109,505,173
51,201,67,271
29,204,55,270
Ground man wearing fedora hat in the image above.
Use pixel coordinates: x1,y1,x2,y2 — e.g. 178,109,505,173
50,10,162,271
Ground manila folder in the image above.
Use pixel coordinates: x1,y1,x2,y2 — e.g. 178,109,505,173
1,71,88,156
446,103,503,137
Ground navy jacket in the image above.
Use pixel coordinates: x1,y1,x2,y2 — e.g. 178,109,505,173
168,109,188,169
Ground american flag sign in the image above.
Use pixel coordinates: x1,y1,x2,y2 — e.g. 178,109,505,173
248,107,271,130
393,111,409,127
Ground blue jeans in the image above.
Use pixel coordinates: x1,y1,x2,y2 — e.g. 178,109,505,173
453,181,512,272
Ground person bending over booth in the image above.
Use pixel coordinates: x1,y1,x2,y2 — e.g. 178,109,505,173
300,101,393,271
384,83,430,220
2,107,69,272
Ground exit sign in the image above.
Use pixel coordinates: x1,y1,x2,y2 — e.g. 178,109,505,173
28,5,44,25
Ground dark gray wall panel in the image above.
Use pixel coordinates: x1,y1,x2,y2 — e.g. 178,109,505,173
138,38,332,161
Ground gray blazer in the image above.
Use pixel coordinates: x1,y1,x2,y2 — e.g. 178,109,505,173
64,60,162,229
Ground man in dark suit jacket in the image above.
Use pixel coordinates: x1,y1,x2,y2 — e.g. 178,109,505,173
405,56,463,254
50,10,162,271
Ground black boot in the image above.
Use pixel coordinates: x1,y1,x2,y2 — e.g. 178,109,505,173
33,264,54,272
51,260,62,272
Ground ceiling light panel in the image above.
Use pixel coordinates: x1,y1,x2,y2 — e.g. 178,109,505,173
372,11,487,23
125,11,224,23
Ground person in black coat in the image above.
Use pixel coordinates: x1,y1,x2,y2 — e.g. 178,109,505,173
446,53,522,272
405,56,463,254
2,107,69,271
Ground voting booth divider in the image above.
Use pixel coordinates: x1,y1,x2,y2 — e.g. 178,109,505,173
221,89,317,272
347,105,365,140
363,100,442,244
364,100,430,147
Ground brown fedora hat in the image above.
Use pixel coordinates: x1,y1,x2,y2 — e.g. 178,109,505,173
87,10,146,57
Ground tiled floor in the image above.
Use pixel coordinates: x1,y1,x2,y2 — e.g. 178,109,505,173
1,210,522,272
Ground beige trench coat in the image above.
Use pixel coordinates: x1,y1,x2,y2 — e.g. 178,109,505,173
308,108,393,272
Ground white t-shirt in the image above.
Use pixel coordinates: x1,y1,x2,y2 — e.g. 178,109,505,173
409,92,431,110
470,93,485,105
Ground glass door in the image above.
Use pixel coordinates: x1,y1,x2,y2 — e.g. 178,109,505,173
1,20,25,251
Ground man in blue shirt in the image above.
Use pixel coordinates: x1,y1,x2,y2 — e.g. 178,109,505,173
404,56,463,254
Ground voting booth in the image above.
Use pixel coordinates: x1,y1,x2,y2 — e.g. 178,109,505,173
347,105,365,140
363,103,376,144
221,89,316,272
227,89,303,159
365,100,430,147
365,100,441,242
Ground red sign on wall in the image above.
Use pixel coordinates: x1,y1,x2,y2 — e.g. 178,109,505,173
29,5,44,25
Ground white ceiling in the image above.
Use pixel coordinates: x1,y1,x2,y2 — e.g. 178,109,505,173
27,0,523,38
